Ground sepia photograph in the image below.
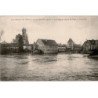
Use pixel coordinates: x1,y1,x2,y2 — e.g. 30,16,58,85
0,16,98,81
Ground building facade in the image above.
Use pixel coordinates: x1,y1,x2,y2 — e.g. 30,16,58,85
82,40,98,53
35,39,58,54
66,38,82,53
58,44,66,52
0,42,19,54
67,38,75,50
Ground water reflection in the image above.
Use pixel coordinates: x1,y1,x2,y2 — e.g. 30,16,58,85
32,54,57,64
0,54,98,81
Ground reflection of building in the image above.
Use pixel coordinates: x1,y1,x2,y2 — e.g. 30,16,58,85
82,40,98,53
36,39,58,54
22,28,29,45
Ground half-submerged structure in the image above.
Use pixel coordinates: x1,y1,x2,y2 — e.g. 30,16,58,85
35,39,58,54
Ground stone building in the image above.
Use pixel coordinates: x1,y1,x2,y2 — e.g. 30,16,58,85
22,28,29,45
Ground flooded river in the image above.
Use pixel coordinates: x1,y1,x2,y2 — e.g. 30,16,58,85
0,53,98,81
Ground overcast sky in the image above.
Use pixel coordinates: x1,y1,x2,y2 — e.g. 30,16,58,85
0,16,98,44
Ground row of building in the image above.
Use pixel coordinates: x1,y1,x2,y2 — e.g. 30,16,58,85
0,28,98,54
82,40,98,54
0,28,33,54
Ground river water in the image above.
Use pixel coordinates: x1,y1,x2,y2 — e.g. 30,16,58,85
0,53,98,81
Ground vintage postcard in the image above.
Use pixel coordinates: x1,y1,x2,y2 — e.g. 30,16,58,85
0,16,98,81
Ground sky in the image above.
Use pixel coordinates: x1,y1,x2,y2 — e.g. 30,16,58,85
0,16,98,44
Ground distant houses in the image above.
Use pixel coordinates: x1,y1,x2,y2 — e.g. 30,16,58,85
33,39,58,54
58,44,66,52
32,38,82,54
66,38,82,53
0,42,19,54
0,28,32,54
82,40,98,54
67,38,75,51
0,28,98,55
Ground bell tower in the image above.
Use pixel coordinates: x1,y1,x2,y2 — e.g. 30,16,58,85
22,28,29,45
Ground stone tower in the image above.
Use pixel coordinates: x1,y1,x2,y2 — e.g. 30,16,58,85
22,28,29,45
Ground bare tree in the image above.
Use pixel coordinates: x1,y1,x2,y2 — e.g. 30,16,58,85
0,30,4,42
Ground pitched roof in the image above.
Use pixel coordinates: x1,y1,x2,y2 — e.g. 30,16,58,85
86,40,98,45
38,39,58,46
67,38,74,44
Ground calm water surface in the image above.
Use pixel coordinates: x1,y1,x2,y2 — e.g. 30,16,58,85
0,53,98,81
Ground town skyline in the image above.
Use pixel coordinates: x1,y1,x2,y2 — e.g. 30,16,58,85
0,16,98,44
1,17,98,81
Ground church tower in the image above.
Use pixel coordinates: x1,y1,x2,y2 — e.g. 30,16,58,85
22,28,29,45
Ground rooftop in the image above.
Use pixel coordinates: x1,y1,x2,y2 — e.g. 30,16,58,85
38,39,58,46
